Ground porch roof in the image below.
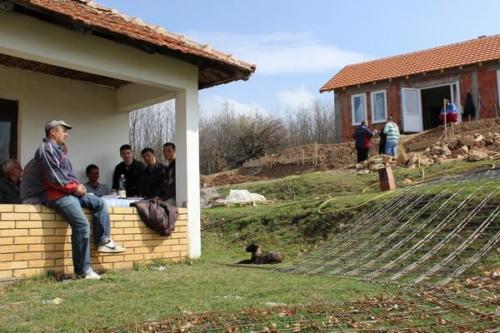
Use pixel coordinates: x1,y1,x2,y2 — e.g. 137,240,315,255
7,0,256,89
320,34,500,92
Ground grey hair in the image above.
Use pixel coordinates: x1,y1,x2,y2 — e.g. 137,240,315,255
1,159,20,174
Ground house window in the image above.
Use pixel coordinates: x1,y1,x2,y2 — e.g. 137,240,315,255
351,93,367,125
0,98,18,164
371,90,387,123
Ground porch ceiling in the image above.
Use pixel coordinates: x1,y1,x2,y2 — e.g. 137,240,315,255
0,53,129,88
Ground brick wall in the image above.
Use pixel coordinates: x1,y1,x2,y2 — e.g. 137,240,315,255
0,204,188,280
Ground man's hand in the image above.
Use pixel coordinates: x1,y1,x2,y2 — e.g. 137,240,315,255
74,184,87,197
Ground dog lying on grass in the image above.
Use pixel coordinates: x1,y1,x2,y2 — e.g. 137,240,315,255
238,243,283,264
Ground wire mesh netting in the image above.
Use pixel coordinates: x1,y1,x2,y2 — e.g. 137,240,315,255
276,168,500,285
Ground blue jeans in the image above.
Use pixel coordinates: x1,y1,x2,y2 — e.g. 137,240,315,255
385,141,398,157
50,194,110,275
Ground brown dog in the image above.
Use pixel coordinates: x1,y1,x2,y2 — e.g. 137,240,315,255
238,244,283,264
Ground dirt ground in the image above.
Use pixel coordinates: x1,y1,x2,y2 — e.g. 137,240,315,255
201,118,500,187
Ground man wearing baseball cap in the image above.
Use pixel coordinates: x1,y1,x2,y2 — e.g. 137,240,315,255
35,120,126,280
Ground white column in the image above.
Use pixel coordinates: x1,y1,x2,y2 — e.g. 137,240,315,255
175,88,201,258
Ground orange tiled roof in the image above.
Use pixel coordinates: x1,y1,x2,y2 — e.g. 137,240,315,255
320,35,500,92
9,0,256,89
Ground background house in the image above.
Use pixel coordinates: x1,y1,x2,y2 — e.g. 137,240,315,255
320,35,500,142
0,0,255,258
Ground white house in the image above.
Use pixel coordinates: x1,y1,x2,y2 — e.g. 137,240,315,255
0,0,255,258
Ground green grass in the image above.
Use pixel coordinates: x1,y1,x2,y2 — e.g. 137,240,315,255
0,235,389,332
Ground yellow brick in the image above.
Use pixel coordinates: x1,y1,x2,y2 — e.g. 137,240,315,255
0,269,13,279
15,236,42,245
53,243,72,251
123,228,143,235
2,213,30,221
133,234,152,240
14,205,42,213
93,263,113,271
171,245,185,252
55,214,66,221
13,268,44,278
30,228,54,236
177,226,187,232
29,259,55,268
100,255,124,263
41,206,55,213
121,240,145,248
113,261,133,269
0,205,14,213
166,251,181,259
0,245,28,253
42,221,64,228
112,234,135,241
134,247,150,254
171,233,187,240
154,245,172,252
179,251,188,257
123,215,142,222
1,229,28,237
110,215,124,222
111,228,124,235
124,254,144,261
16,221,43,229
55,258,73,266
54,229,69,236
178,238,188,245
178,208,187,214
0,221,15,229
29,244,54,251
0,237,13,245
113,207,136,214
29,213,56,221
142,253,153,260
42,236,66,244
11,261,28,269
0,253,13,262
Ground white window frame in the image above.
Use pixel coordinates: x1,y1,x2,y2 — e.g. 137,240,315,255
370,90,388,124
497,70,500,107
351,93,367,126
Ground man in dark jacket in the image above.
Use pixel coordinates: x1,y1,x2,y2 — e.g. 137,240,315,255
161,142,176,204
0,159,22,204
140,147,168,199
112,144,144,197
35,120,125,280
354,121,376,163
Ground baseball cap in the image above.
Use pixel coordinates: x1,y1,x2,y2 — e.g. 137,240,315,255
45,120,73,131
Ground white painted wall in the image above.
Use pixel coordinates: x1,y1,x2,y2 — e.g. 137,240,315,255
0,66,128,186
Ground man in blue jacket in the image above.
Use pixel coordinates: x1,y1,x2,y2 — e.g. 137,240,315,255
35,120,126,280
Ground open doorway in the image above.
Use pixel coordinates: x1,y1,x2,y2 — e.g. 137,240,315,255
0,98,18,164
421,85,450,130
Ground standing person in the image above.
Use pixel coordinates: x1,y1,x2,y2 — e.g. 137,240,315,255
161,142,176,204
378,128,387,155
463,92,476,122
439,98,458,124
112,144,144,197
140,147,168,199
0,159,22,204
354,121,376,163
35,120,125,280
383,116,400,158
84,164,111,197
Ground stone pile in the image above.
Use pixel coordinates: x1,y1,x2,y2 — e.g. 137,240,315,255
399,132,500,168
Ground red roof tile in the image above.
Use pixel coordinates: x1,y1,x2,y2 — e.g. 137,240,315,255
10,0,255,88
320,35,500,92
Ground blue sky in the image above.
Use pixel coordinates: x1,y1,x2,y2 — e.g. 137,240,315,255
98,0,499,117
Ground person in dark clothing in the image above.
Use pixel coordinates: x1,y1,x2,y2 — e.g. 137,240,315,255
354,121,376,163
112,144,144,197
463,92,476,122
378,130,387,155
140,147,168,199
0,159,22,204
161,142,176,204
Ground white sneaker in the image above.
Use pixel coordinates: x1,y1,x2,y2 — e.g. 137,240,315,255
78,268,101,280
97,239,126,253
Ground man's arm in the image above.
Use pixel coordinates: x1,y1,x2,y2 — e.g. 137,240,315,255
37,142,79,194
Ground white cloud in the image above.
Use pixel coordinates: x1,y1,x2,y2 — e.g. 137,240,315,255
276,85,316,110
199,95,266,118
185,31,371,75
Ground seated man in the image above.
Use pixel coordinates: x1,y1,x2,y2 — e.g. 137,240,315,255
139,147,167,199
112,144,144,197
20,158,47,204
36,120,125,280
84,164,110,197
0,159,22,204
161,142,176,204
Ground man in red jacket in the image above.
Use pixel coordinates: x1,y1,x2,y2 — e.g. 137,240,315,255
35,120,125,280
